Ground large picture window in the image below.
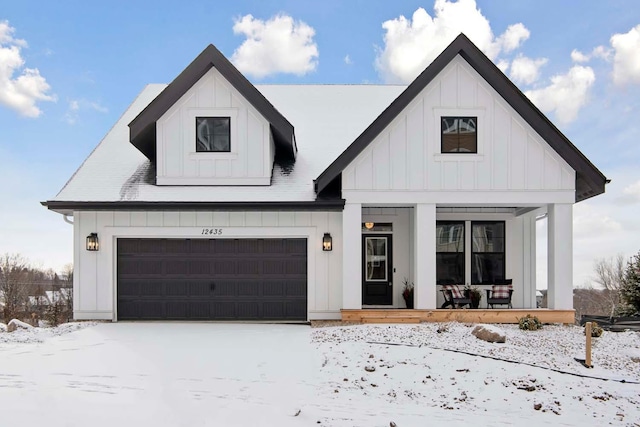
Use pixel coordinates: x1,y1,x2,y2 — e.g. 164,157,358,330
436,221,465,284
196,117,230,152
471,221,505,284
441,116,477,153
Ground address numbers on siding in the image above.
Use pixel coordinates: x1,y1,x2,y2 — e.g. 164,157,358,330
201,228,223,235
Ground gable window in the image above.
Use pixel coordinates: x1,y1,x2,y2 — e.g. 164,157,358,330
471,221,505,284
196,117,230,152
441,117,477,153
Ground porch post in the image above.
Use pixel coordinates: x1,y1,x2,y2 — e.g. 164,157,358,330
547,203,573,309
415,203,437,309
342,202,362,309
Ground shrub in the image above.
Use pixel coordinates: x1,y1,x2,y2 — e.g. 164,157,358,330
585,322,604,337
518,314,542,331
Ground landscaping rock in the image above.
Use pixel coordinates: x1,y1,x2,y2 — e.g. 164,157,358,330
7,319,34,333
472,324,506,343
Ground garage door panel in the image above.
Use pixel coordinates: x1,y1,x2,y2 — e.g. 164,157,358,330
236,281,260,296
117,238,307,321
212,260,236,275
237,239,261,253
189,259,211,275
166,302,189,319
237,260,260,275
166,281,189,296
189,301,211,319
286,281,307,296
213,239,236,253
286,239,307,254
263,281,284,296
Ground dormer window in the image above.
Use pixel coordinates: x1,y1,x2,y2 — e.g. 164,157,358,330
441,116,477,153
196,117,230,152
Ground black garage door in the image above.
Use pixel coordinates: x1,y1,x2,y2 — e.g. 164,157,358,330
117,238,307,321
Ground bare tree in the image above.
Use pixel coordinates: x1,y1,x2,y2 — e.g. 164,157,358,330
591,254,625,318
0,253,31,322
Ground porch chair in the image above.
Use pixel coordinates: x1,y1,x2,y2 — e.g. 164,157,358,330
438,279,471,309
485,279,513,308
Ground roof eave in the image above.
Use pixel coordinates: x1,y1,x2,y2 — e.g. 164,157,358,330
42,200,345,213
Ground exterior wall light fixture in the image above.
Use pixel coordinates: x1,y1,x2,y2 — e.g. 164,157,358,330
322,233,332,251
86,233,99,251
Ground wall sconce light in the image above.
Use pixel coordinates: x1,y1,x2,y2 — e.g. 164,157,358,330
364,222,374,230
86,233,99,251
322,233,332,251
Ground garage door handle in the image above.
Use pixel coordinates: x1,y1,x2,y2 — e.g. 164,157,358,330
210,283,216,292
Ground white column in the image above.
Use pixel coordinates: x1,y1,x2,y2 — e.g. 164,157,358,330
547,203,573,309
521,214,537,309
414,203,437,309
342,203,362,309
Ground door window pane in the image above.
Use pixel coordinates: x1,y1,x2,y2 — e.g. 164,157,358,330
366,237,387,281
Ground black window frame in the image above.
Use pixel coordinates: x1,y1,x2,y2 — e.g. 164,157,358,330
441,116,477,154
436,221,465,285
195,116,231,153
471,221,505,285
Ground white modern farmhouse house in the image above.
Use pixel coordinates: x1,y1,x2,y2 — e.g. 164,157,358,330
44,34,607,323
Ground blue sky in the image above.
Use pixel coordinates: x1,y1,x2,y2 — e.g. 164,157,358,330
1,0,639,287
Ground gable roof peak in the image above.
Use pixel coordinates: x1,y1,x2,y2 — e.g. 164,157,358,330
128,43,296,161
314,32,606,202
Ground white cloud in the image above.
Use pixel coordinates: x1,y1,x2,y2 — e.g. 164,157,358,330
495,23,530,53
573,203,622,240
570,49,590,63
591,45,612,61
0,20,55,117
509,55,547,85
344,54,352,65
610,24,640,85
375,0,529,83
496,59,509,73
231,14,318,79
616,180,640,204
64,98,108,125
570,46,612,64
525,65,595,124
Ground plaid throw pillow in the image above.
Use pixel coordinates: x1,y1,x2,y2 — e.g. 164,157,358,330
443,284,465,299
492,285,511,299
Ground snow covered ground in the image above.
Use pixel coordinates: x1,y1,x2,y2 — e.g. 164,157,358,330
0,321,638,426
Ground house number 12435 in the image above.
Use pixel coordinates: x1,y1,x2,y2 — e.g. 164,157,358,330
201,228,223,235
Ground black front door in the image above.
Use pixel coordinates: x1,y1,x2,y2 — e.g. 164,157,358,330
362,234,393,305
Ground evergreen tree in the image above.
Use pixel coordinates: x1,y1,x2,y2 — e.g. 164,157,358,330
619,251,640,316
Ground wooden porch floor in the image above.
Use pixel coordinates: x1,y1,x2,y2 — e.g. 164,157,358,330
341,309,575,324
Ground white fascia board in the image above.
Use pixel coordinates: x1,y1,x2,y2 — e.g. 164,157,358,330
342,190,575,205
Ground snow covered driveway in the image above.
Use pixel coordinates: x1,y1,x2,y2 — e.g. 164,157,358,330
1,322,639,426
0,323,317,426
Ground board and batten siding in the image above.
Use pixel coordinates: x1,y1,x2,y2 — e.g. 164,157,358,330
73,210,342,320
156,67,275,186
342,56,575,205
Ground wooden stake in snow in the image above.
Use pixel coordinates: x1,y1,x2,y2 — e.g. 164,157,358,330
585,322,593,368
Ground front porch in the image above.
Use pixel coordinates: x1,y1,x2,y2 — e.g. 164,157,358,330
341,308,575,324
342,203,574,312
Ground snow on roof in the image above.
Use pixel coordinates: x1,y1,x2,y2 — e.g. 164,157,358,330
52,84,405,204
